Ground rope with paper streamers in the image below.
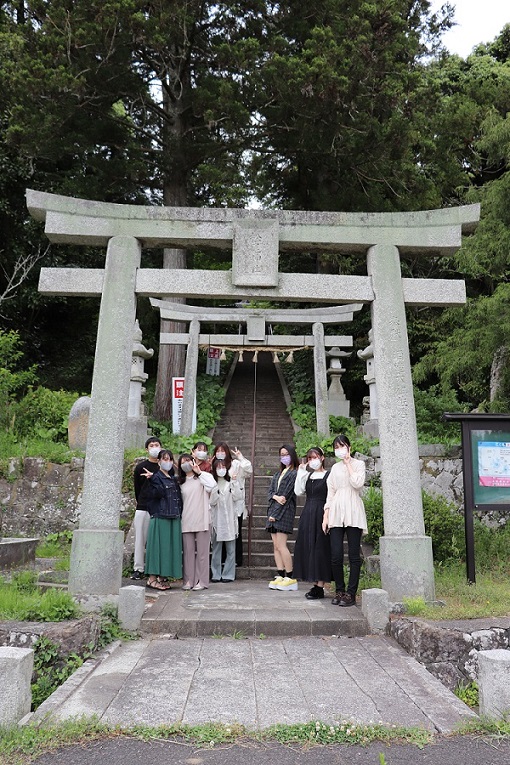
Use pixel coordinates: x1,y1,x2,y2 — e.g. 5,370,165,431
199,345,308,363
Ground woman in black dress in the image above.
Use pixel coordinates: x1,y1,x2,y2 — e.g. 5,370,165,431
293,447,331,600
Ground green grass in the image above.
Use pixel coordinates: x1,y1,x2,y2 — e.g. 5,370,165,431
416,564,510,620
2,716,510,765
0,573,79,622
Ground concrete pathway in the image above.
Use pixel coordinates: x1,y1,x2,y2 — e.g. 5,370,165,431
28,580,477,735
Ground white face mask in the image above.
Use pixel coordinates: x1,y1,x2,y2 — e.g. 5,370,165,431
148,447,160,458
181,461,193,473
309,458,322,471
335,447,348,459
160,460,173,472
216,468,227,478
215,452,226,461
195,450,207,460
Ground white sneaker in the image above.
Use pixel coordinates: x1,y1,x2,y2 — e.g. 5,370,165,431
192,583,206,591
268,575,284,590
276,576,298,591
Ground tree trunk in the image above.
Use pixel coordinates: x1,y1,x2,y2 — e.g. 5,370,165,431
152,81,189,422
152,247,187,421
490,345,509,402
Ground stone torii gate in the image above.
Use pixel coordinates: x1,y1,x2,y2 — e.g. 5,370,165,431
150,299,364,436
27,190,479,603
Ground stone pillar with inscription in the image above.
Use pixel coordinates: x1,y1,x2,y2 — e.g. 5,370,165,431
69,236,141,598
367,245,434,602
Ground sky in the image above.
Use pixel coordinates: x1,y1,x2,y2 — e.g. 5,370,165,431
430,0,510,57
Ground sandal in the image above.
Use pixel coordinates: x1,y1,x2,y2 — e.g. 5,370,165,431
146,578,171,591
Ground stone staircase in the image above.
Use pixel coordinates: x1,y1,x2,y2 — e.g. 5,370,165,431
212,351,303,580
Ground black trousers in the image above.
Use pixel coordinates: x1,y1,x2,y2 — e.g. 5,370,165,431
329,526,362,597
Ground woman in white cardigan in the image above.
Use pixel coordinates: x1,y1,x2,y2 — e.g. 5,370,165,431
322,434,367,607
211,442,252,566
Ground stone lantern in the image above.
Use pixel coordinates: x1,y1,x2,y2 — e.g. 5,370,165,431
125,320,154,448
357,329,379,437
326,346,352,418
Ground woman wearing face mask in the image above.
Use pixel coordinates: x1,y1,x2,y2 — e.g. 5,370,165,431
209,460,243,582
192,442,212,472
266,444,300,591
142,450,183,591
322,435,367,607
178,453,216,591
212,442,253,566
293,447,332,600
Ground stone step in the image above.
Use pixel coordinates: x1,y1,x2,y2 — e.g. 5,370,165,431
139,579,369,637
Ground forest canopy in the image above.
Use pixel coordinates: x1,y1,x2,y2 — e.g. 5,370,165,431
1,1,510,419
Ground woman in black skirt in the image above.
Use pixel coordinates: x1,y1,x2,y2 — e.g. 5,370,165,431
266,444,300,591
293,446,331,600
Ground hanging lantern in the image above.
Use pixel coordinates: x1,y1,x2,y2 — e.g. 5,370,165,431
238,350,244,362
220,348,227,361
272,351,279,363
253,350,258,363
286,350,294,364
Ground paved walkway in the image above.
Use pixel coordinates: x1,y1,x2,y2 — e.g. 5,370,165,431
29,580,477,735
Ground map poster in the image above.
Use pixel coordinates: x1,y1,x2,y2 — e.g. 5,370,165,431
478,441,510,486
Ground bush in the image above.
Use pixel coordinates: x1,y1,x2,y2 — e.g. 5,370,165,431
14,386,80,442
413,385,467,445
362,488,464,563
0,330,37,429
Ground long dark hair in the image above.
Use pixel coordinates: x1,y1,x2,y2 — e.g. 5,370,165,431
158,449,175,475
212,442,232,470
212,459,230,482
279,444,299,471
333,434,351,450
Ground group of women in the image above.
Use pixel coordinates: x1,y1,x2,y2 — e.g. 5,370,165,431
141,434,366,607
266,435,367,607
142,441,252,591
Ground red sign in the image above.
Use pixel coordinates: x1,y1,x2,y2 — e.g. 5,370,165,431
173,378,184,399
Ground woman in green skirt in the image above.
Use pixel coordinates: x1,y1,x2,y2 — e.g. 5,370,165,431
143,449,183,590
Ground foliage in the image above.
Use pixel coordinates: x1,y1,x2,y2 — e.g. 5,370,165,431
413,385,466,444
148,373,226,454
362,485,384,551
31,635,87,710
402,597,428,616
0,573,79,622
0,431,82,463
13,386,80,442
35,531,73,559
416,562,510,620
96,603,137,649
0,330,37,429
363,488,465,562
454,682,479,709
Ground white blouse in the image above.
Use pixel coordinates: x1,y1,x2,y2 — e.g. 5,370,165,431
294,466,327,496
324,458,367,533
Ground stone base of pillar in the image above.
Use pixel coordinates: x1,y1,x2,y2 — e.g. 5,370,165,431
379,535,435,602
124,417,149,449
362,419,379,438
68,528,124,598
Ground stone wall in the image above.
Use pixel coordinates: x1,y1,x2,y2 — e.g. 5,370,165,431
389,615,510,691
0,457,136,538
1,448,507,538
0,615,100,656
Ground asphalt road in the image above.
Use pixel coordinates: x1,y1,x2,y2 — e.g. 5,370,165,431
30,733,510,765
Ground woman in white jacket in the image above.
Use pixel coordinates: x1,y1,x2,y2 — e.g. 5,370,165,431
209,460,243,582
322,434,367,608
212,442,252,566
